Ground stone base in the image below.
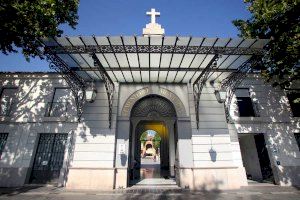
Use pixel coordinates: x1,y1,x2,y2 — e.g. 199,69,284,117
178,168,194,189
66,168,115,190
276,166,300,186
114,168,128,189
192,167,248,190
0,167,28,187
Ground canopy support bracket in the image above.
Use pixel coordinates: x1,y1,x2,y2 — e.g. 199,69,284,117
91,53,115,129
45,53,86,121
220,56,261,123
192,54,219,129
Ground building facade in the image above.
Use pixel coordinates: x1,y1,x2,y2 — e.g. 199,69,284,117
0,72,299,190
0,9,299,190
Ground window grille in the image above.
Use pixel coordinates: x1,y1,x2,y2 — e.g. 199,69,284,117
0,88,17,116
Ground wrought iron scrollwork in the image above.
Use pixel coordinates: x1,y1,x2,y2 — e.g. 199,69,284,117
220,56,261,123
46,45,266,55
131,95,177,118
193,54,220,129
91,53,115,129
45,53,86,121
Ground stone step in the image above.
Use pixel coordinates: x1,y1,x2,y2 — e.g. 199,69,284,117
132,178,177,186
128,182,181,191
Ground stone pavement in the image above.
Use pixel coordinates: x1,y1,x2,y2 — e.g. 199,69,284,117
0,184,299,200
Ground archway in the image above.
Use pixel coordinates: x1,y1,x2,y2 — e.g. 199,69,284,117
129,95,178,185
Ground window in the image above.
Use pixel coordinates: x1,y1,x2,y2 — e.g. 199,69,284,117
235,88,258,117
0,133,8,159
0,88,17,116
45,88,70,117
294,133,300,151
287,92,300,117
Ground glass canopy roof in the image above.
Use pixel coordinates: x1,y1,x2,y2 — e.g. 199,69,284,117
43,36,269,83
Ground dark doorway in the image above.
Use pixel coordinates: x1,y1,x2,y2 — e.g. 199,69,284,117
254,134,274,182
239,134,274,183
129,95,177,186
30,133,68,184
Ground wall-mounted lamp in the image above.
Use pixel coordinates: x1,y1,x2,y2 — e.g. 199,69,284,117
214,89,226,103
85,82,97,103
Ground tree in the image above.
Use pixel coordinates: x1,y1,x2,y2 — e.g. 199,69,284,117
233,0,299,89
0,0,79,60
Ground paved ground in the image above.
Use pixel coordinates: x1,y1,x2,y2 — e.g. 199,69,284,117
0,184,299,200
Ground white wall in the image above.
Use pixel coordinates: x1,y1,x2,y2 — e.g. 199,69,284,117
228,74,300,186
187,83,239,168
0,73,118,187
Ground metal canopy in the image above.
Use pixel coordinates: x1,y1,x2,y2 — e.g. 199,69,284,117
43,35,269,129
43,36,269,83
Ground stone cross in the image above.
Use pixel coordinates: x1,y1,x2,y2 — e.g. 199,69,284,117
146,8,160,24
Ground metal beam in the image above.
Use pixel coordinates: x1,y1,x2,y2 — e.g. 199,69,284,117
134,36,142,82
173,36,192,82
192,54,219,129
92,36,118,81
91,53,115,128
157,36,165,82
71,67,238,72
107,37,126,82
165,36,179,82
189,38,219,82
121,36,134,82
180,38,205,82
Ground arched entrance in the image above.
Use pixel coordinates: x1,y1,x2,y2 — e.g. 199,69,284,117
129,95,178,185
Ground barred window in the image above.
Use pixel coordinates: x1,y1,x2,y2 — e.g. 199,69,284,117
0,88,18,116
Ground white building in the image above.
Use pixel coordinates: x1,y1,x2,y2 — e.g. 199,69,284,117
0,9,299,190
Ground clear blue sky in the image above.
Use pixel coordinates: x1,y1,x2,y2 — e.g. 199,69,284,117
0,0,251,72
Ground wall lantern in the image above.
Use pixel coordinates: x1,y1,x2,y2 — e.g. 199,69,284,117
85,82,97,103
214,89,226,103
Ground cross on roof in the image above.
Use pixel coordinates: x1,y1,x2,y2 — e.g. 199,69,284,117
146,8,160,24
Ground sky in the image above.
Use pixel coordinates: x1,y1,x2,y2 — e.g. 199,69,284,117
0,0,251,72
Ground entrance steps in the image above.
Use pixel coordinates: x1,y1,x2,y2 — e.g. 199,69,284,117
129,178,180,190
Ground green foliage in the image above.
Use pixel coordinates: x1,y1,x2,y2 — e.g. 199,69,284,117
140,131,148,146
0,0,79,60
153,132,161,149
233,0,300,88
140,131,161,149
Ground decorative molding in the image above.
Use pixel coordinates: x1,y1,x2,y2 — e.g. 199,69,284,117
45,45,266,55
121,87,186,117
121,88,150,117
131,95,176,118
159,88,186,115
